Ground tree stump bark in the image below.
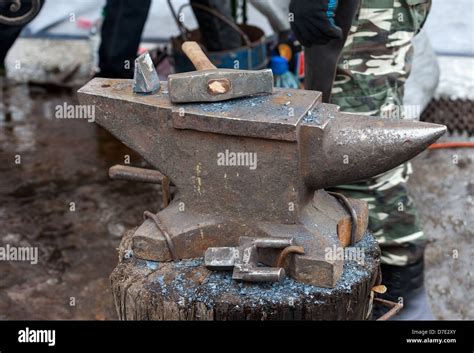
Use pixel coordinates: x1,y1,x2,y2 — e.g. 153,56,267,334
110,229,381,320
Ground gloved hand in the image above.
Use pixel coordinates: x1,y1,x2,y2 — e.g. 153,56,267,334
289,0,343,47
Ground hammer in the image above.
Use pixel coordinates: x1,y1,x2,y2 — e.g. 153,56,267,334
168,41,274,103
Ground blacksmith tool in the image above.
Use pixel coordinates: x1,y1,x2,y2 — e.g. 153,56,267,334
167,41,273,103
133,51,161,94
78,76,446,287
205,237,304,282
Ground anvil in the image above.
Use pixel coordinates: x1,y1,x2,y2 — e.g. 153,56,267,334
78,78,445,287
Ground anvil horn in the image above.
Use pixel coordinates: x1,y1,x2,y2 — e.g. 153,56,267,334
299,112,447,189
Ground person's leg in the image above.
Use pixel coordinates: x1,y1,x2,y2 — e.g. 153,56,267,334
190,0,241,52
0,25,23,72
98,0,151,79
249,0,291,34
326,0,434,319
330,164,434,319
303,0,360,102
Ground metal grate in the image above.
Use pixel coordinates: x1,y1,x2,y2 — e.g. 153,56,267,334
421,99,474,136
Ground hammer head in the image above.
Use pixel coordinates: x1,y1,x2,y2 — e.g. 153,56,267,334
168,68,273,103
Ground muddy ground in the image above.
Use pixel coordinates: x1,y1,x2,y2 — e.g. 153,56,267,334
0,81,472,320
409,135,473,320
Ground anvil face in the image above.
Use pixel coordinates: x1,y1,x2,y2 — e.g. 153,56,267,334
78,78,445,287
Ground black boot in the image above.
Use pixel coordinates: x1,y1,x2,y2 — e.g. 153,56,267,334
375,256,434,320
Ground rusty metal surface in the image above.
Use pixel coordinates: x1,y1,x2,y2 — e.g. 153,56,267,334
205,237,296,282
311,190,368,247
374,298,404,321
161,176,170,208
299,109,446,189
78,77,445,287
143,211,178,261
78,79,321,141
168,40,272,103
171,86,321,141
328,191,358,246
109,164,171,208
109,165,167,184
168,68,273,103
276,246,305,268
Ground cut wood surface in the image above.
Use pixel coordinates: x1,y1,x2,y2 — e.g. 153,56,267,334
111,229,381,320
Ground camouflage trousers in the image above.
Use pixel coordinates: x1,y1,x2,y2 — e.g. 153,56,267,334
329,0,431,266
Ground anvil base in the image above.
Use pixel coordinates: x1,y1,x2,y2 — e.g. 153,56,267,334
111,228,381,320
131,190,368,288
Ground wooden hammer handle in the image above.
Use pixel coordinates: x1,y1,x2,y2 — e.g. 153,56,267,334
182,41,217,71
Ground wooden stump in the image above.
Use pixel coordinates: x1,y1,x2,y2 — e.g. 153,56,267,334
111,229,381,320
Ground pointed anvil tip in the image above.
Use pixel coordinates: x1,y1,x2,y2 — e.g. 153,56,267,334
404,121,447,142
348,117,446,149
167,68,274,103
300,116,447,189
